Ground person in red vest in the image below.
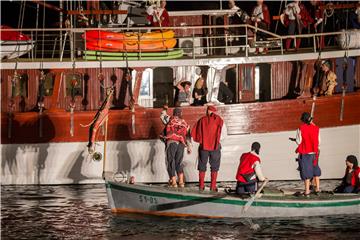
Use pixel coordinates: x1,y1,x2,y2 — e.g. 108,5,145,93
191,105,225,191
164,107,192,188
284,0,313,51
295,112,321,196
235,142,267,194
147,0,170,28
251,0,271,54
334,155,360,193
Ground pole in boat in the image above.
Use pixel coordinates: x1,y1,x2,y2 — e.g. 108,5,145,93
102,117,108,179
243,179,269,213
241,179,269,231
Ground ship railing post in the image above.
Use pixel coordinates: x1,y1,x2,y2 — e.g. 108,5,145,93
225,28,228,56
280,36,284,55
245,25,248,57
192,28,195,59
313,34,317,53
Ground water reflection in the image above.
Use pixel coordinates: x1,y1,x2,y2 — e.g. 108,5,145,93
1,183,359,240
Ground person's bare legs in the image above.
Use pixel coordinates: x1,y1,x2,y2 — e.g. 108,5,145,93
313,176,320,192
304,179,311,195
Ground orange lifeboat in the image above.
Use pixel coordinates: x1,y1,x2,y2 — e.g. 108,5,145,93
83,30,175,43
85,38,177,52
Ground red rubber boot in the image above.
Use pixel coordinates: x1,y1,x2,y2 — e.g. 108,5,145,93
199,171,205,191
210,171,218,192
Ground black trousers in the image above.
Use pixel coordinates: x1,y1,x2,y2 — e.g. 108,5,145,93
166,142,185,178
198,147,221,172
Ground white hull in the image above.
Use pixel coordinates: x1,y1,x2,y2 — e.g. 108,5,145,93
1,125,359,185
106,181,360,218
0,40,34,60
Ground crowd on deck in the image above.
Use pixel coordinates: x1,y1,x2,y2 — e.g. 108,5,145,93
159,105,359,196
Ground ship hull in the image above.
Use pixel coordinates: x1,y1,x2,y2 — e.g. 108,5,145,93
1,124,359,185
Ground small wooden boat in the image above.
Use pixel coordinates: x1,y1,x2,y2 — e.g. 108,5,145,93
83,30,175,42
106,180,360,218
85,38,177,52
0,25,34,60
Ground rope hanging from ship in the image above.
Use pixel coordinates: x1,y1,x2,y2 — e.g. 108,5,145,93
340,6,350,122
8,0,26,139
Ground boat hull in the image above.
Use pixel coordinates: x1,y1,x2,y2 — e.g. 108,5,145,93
0,40,34,60
106,181,360,218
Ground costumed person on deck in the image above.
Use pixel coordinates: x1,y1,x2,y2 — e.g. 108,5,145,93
334,155,360,193
161,107,192,188
235,142,267,194
283,0,313,51
191,105,227,191
319,60,337,96
251,0,271,54
147,0,170,28
350,4,360,29
310,0,325,50
295,112,321,196
192,77,208,106
174,80,192,106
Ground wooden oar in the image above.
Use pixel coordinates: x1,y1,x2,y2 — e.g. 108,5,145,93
242,179,269,213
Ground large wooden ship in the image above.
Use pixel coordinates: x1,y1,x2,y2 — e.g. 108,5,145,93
1,1,360,184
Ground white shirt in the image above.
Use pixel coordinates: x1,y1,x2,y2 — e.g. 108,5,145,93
285,2,300,20
252,5,264,21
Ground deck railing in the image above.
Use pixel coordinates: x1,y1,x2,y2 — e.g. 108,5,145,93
0,24,354,63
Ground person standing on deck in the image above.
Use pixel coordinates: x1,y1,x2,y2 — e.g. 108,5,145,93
235,142,267,194
334,155,360,193
191,105,226,191
319,60,337,96
147,0,170,28
295,112,321,196
310,0,325,50
284,0,313,51
163,107,192,188
251,0,271,54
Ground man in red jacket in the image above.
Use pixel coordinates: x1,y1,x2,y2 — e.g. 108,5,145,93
235,142,267,194
191,105,224,191
147,0,170,28
295,112,321,196
284,0,313,50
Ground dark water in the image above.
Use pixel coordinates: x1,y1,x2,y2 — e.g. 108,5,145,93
1,183,359,240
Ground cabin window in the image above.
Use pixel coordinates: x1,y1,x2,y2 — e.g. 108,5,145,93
11,73,28,98
241,66,252,90
132,68,154,108
65,73,83,97
43,72,55,96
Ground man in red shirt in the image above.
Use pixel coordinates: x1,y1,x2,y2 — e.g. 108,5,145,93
235,142,267,194
191,105,225,191
147,0,170,28
295,112,321,196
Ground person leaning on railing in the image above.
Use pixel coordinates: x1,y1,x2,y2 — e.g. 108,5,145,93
318,60,337,96
192,77,208,106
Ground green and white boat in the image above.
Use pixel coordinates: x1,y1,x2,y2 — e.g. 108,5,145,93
105,180,360,219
